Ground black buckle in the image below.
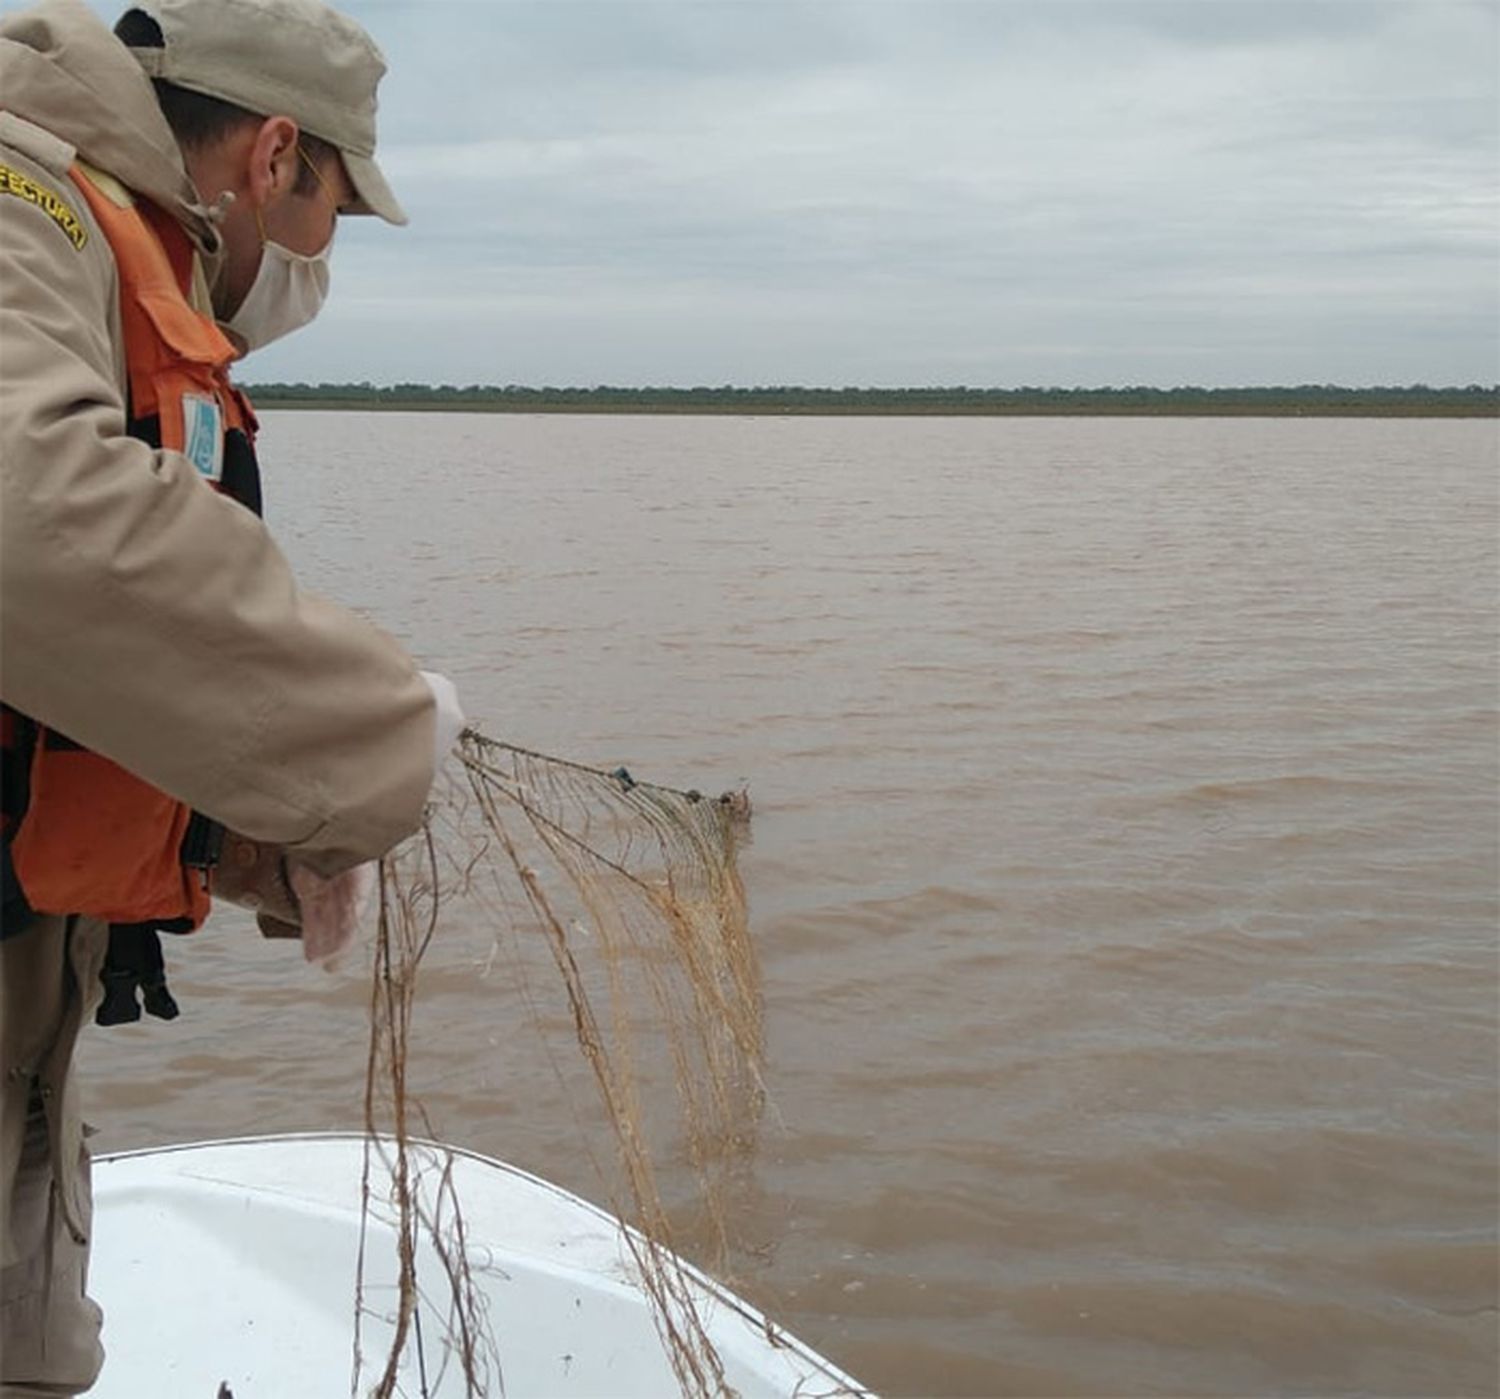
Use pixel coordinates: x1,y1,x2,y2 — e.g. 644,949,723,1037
179,811,226,878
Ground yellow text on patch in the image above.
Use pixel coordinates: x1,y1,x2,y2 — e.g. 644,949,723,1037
0,164,88,250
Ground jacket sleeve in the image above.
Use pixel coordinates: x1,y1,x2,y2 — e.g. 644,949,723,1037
0,148,435,876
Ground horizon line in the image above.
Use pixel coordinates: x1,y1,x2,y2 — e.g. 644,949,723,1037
242,382,1498,394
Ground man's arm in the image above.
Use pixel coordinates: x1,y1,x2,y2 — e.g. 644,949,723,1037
0,143,434,876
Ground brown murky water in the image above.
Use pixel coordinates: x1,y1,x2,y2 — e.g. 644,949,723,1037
81,414,1499,1397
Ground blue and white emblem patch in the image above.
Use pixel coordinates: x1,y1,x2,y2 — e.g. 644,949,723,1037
181,394,223,482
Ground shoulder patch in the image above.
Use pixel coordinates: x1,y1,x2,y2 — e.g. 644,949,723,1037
0,164,88,250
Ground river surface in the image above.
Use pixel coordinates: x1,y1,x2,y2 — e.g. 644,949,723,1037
81,413,1498,1397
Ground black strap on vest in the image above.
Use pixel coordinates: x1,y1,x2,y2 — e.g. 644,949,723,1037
0,843,35,941
221,428,263,516
1,709,38,940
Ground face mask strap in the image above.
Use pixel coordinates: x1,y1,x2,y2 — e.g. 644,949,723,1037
252,146,336,244
296,145,340,213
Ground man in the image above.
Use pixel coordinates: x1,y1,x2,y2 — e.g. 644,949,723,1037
0,0,462,1389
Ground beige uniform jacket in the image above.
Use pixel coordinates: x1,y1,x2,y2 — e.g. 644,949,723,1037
0,0,435,878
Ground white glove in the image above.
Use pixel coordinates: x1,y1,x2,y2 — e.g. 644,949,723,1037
289,860,377,966
420,670,466,783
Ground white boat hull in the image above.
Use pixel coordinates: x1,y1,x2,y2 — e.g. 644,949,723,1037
88,1133,865,1397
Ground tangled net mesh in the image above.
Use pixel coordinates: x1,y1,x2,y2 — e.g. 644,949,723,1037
355,727,772,1398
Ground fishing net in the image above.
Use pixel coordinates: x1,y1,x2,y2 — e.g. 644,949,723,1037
355,727,765,1398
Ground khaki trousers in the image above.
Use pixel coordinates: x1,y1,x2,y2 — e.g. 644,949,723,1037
1,915,107,1396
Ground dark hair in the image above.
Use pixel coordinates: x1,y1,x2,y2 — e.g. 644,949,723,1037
115,7,339,196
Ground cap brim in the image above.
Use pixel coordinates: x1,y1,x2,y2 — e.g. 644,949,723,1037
342,150,408,227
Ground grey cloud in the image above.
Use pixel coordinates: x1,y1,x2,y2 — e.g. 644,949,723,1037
75,0,1499,385
1068,0,1416,47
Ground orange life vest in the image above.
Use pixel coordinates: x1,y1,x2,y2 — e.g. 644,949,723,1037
0,164,261,933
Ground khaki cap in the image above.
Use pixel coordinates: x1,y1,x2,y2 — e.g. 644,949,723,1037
123,0,407,225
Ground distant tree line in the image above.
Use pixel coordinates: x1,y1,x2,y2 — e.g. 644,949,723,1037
241,382,1499,417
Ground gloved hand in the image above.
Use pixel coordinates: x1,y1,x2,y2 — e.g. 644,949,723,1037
287,859,377,966
214,831,373,966
420,670,466,784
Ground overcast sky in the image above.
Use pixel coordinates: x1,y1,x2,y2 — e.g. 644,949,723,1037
85,0,1500,387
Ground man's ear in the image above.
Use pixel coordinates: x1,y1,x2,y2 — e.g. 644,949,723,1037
244,115,301,208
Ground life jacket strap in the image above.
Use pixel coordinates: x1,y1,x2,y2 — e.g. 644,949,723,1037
0,711,39,941
0,840,36,941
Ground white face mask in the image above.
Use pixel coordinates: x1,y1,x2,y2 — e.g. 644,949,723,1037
226,227,334,353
